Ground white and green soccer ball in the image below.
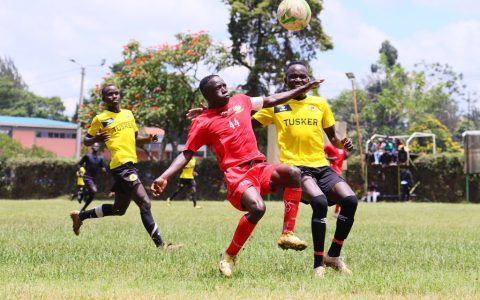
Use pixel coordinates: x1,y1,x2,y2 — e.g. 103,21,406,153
277,0,312,31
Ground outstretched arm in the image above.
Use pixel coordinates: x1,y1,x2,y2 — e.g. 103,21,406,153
136,132,158,146
262,79,324,108
150,150,195,197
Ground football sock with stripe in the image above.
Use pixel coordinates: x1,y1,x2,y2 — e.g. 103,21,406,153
328,195,357,257
282,187,302,233
226,215,256,256
79,204,113,220
311,194,328,268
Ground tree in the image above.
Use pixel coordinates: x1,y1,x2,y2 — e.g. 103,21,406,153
223,0,333,95
79,31,227,159
0,57,67,121
330,41,467,152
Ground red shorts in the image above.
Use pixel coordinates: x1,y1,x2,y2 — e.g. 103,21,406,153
224,162,278,211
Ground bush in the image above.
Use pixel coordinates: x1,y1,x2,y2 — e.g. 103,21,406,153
1,154,478,203
346,153,478,203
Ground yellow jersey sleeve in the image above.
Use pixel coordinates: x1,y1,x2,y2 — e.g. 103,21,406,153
252,107,274,127
321,101,336,128
88,116,101,137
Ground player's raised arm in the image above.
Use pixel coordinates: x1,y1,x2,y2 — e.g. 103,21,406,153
260,79,324,109
150,150,195,197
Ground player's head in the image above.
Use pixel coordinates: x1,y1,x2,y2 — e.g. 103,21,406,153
199,75,230,108
101,84,121,108
284,61,310,93
91,142,100,152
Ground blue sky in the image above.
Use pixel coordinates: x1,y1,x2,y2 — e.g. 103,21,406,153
1,0,479,117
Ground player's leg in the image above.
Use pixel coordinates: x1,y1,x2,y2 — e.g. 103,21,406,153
301,176,329,277
324,181,357,274
220,186,265,277
269,164,306,251
81,179,97,211
70,190,130,236
190,180,198,208
168,181,185,202
132,183,182,250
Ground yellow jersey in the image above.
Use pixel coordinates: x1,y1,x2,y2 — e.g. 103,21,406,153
76,166,85,186
253,95,335,167
180,157,196,179
88,109,138,169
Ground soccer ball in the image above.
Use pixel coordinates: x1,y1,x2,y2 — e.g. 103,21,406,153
277,0,312,31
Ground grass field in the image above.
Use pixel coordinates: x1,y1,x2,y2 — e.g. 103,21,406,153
0,199,479,299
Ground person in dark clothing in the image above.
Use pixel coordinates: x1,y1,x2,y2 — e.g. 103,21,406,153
76,143,107,211
400,166,414,201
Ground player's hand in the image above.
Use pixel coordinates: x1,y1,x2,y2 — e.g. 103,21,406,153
186,102,207,120
96,128,111,143
303,79,325,91
150,177,168,197
342,137,354,152
149,134,158,143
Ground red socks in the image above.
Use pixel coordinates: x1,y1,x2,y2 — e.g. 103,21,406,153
282,187,302,233
226,215,256,256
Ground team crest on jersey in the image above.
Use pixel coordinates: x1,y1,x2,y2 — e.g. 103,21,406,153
274,104,292,113
309,105,316,111
233,105,244,114
127,173,138,182
101,118,114,127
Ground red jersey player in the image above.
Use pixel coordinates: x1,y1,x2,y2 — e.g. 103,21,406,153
151,74,323,277
324,143,349,218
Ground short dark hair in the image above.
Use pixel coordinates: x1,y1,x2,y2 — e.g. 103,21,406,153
199,75,219,94
101,84,117,99
285,61,308,73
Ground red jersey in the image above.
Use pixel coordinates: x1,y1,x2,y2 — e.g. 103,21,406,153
324,143,347,176
184,94,265,172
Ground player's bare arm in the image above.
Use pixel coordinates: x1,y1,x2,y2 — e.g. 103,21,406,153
151,150,195,197
262,79,324,108
136,133,158,146
324,125,354,152
84,129,110,146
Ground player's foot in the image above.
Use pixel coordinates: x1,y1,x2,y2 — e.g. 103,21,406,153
219,252,236,277
70,210,82,236
159,243,184,251
277,231,308,251
195,205,202,209
323,255,352,275
313,266,326,278
166,197,171,206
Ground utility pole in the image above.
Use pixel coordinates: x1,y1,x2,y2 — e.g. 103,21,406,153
346,72,365,185
70,58,105,159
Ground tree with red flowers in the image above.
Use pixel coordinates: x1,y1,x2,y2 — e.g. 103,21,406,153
79,32,227,159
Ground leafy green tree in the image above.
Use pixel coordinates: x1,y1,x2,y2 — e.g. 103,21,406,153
80,32,227,159
331,41,467,152
0,57,67,121
223,0,333,95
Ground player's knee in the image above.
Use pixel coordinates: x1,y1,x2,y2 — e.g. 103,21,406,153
340,195,358,217
311,194,328,218
249,201,266,221
288,166,301,182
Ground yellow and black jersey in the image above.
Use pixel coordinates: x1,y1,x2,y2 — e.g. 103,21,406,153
88,109,138,169
180,157,196,179
253,95,335,167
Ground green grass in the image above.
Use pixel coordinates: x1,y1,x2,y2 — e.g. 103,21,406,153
0,199,479,299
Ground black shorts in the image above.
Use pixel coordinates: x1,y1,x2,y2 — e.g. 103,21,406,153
298,166,345,206
178,178,196,189
83,176,98,193
110,163,141,194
